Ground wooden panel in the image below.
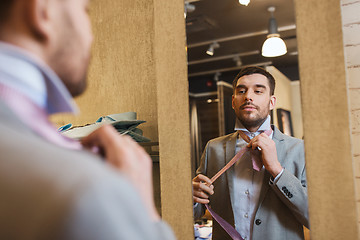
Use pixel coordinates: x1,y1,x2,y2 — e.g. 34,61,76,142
153,0,194,239
295,0,358,239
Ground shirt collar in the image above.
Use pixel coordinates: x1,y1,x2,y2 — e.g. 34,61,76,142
234,115,271,133
0,41,78,115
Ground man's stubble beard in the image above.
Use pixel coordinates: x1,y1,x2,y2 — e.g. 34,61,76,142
48,14,92,98
236,101,271,130
49,45,91,97
237,112,268,130
64,55,90,98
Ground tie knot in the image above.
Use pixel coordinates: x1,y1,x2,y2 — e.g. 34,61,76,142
238,129,272,143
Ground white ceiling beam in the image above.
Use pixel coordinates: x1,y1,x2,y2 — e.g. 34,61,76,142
187,24,296,48
188,61,273,77
188,50,259,65
185,0,201,3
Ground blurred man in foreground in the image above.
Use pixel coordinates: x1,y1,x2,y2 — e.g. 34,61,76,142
0,0,175,239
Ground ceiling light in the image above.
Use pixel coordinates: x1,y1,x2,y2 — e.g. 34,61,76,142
184,2,196,18
206,42,220,56
207,99,219,104
239,0,250,6
261,6,287,57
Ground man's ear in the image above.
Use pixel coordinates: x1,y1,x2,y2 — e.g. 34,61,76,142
269,95,276,110
24,0,52,41
232,94,235,109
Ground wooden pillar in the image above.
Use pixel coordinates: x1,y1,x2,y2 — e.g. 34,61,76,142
294,0,359,239
154,0,194,239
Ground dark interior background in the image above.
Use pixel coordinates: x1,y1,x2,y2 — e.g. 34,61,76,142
186,0,298,93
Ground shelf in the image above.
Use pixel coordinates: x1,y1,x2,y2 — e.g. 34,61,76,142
139,142,159,163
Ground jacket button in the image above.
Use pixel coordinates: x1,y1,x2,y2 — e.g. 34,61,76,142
255,219,262,225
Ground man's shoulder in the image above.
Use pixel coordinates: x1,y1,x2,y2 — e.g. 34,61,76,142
0,121,166,240
273,126,303,143
0,116,126,193
207,132,237,145
0,119,141,238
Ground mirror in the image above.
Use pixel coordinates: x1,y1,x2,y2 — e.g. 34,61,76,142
185,1,310,239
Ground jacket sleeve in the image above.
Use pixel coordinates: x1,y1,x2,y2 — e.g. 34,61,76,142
269,140,309,229
193,141,210,220
62,173,176,240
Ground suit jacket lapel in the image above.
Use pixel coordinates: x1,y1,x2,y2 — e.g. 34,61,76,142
272,126,286,166
256,125,286,209
225,132,238,165
225,132,238,210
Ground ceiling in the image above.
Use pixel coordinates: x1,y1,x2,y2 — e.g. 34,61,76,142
185,0,299,93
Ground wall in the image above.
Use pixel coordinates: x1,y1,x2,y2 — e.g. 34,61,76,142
266,66,303,139
295,0,359,239
52,1,194,239
51,1,158,141
291,81,304,139
341,0,360,234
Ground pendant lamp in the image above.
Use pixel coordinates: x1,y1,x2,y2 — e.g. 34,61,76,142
239,0,250,6
261,6,287,57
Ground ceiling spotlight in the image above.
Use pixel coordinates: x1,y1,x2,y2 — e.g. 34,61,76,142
214,72,221,82
233,56,242,67
206,42,220,56
239,0,250,6
261,6,287,57
289,51,298,56
184,2,196,18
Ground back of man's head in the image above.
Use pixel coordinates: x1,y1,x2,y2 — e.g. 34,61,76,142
232,66,276,95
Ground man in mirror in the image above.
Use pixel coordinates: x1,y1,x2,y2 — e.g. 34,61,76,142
193,66,309,240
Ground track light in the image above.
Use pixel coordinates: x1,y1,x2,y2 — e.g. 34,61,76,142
239,0,250,6
206,42,220,56
184,2,196,18
214,72,221,82
233,56,242,67
261,6,287,57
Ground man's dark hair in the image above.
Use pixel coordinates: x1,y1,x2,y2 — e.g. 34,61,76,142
232,66,276,95
0,0,15,24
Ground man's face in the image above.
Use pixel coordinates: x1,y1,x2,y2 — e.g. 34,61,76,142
48,0,93,97
232,73,276,131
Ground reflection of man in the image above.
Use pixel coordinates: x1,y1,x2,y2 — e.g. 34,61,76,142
0,0,174,239
192,67,308,240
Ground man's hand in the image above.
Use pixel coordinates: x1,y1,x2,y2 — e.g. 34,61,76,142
247,132,283,178
192,174,214,204
81,125,160,221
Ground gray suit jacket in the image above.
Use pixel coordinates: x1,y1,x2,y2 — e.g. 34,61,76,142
194,127,309,240
0,100,175,240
